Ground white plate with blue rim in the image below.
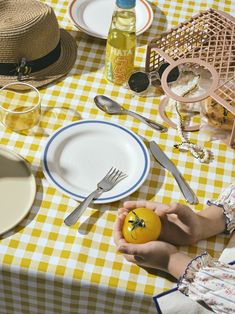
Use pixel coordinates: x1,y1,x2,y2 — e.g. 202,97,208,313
68,0,153,39
42,120,150,204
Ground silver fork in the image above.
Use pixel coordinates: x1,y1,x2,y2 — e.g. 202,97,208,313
64,167,127,226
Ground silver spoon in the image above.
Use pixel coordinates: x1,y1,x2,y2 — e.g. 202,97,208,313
94,95,167,133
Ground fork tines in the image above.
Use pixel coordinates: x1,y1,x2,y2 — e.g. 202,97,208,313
107,167,127,183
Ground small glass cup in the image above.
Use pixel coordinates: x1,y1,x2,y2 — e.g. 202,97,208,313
0,82,41,133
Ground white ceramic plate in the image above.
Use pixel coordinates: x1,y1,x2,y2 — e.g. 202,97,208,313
42,120,150,203
68,0,153,39
0,147,36,235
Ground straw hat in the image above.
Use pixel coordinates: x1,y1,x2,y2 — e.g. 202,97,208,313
0,0,77,88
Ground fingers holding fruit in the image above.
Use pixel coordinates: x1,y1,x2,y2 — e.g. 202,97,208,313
114,207,178,271
113,212,126,245
113,213,139,264
114,214,159,267
122,202,204,245
121,200,172,217
122,208,162,244
123,200,155,210
118,241,178,271
115,207,162,245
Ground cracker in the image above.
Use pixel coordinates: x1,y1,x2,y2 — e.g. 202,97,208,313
204,98,234,131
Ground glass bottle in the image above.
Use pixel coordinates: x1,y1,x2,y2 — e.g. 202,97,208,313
105,0,136,85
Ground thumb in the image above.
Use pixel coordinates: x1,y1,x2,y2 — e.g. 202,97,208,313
118,243,145,258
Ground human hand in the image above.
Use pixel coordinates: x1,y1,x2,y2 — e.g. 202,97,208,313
114,212,178,273
118,200,202,245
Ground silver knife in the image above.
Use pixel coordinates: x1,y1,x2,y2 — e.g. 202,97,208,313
149,141,198,204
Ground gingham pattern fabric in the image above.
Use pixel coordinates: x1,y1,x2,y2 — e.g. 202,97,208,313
0,1,235,313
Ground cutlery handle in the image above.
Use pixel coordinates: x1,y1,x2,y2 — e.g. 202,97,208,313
125,110,167,133
64,189,102,226
172,171,198,204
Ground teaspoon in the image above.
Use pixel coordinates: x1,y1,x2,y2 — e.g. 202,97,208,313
94,95,167,133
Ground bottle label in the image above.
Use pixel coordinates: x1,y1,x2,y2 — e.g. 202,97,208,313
105,44,135,85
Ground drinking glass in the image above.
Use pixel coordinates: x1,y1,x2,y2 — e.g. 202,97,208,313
0,82,41,132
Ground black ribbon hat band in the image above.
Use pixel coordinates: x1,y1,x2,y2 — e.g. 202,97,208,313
0,41,61,79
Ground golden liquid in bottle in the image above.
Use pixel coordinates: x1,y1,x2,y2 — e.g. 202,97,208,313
105,9,136,85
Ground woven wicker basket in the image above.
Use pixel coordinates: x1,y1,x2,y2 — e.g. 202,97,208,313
145,8,235,147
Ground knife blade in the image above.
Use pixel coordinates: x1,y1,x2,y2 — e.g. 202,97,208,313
149,141,198,204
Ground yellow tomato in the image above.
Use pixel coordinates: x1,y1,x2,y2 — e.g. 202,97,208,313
122,208,161,244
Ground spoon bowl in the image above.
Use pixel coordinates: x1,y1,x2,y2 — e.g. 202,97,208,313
94,95,125,115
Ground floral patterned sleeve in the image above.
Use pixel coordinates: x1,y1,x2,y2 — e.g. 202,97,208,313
207,183,235,233
178,252,235,313
177,184,235,313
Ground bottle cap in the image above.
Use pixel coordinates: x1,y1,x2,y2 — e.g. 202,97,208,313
116,0,136,9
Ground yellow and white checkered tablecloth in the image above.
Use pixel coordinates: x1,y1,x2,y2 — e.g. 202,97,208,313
0,0,235,313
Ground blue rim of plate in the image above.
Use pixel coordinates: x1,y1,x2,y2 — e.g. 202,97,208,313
42,120,150,203
68,0,153,39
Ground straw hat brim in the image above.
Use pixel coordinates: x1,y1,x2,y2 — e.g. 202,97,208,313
0,29,77,89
